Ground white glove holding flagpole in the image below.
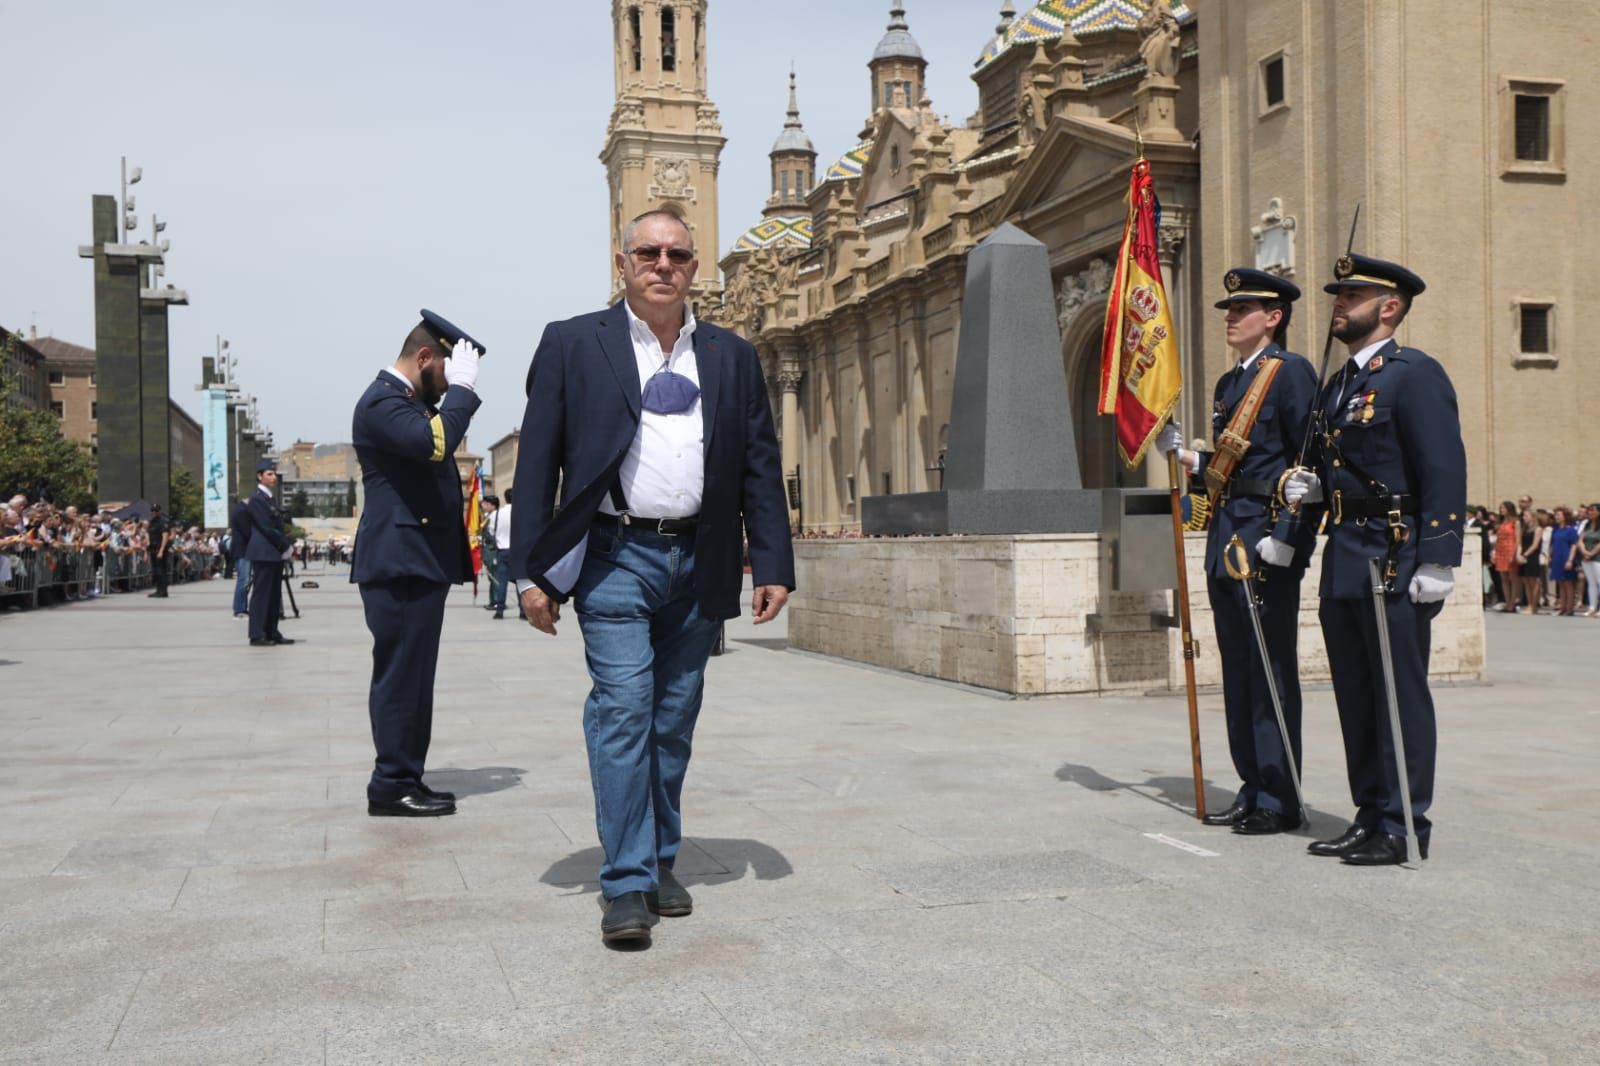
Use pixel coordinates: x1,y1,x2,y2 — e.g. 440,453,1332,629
1155,422,1183,456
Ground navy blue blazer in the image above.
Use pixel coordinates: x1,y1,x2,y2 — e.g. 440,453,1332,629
1193,343,1319,578
242,489,290,564
349,372,480,585
1304,340,1467,599
509,301,795,622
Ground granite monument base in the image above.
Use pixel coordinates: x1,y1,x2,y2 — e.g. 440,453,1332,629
861,490,1103,536
788,534,1485,697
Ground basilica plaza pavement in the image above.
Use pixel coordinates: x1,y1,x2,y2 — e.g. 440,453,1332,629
1,568,1596,1064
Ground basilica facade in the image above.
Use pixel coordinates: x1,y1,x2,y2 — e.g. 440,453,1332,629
604,1,1599,530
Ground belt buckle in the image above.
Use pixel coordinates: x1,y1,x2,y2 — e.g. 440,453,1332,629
1331,490,1343,526
655,518,676,536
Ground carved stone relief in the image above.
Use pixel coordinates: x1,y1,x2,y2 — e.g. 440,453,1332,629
1056,257,1114,336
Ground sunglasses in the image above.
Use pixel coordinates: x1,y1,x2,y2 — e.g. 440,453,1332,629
627,245,695,267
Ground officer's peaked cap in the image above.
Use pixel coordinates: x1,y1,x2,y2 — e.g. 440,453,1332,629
419,309,487,356
1324,254,1426,297
1215,268,1301,309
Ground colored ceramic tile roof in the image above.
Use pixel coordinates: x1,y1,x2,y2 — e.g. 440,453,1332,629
976,0,1193,71
732,216,814,253
822,141,873,184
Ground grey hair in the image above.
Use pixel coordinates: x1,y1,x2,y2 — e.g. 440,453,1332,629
622,209,693,253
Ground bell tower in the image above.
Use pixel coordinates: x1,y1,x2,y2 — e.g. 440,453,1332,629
601,0,725,309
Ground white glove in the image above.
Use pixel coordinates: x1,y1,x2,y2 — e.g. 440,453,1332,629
1408,563,1454,604
1255,536,1294,568
1283,468,1323,505
444,338,481,392
1154,422,1183,456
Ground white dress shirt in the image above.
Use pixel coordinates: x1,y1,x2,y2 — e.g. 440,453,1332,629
601,301,705,519
486,504,512,551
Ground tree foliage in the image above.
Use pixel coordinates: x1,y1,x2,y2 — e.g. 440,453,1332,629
289,487,311,516
0,358,97,509
170,465,204,528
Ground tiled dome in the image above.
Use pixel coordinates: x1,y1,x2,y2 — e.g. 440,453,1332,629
822,142,873,184
976,0,1192,71
732,216,814,253
872,5,924,62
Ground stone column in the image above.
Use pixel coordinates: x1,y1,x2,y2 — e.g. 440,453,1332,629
777,354,803,523
1146,216,1190,488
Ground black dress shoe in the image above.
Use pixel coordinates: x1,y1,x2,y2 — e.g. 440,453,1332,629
270,636,296,645
601,891,657,942
1233,808,1301,835
250,638,274,647
418,784,457,802
646,867,693,917
493,610,505,619
1202,802,1252,827
1341,832,1428,866
368,792,456,817
1307,823,1372,857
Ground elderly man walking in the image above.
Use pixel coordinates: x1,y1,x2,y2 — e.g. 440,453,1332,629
511,209,795,944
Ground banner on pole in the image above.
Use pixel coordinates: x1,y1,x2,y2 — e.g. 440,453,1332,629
202,388,229,528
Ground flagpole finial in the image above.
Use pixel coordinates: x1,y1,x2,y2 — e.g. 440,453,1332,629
1133,114,1147,161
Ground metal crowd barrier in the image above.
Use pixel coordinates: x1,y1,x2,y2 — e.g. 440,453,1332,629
0,546,221,609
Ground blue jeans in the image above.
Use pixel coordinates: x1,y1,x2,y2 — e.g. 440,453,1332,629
232,559,250,614
572,524,721,900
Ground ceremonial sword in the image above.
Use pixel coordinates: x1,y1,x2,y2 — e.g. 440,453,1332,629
1223,536,1307,827
1367,556,1420,866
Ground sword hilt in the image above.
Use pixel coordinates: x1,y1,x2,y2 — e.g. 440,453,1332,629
1223,534,1255,582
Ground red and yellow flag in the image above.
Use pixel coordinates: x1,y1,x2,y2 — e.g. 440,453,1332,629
464,466,483,584
1098,157,1182,468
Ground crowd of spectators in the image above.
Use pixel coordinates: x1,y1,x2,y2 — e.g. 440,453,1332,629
1475,496,1600,617
0,492,224,607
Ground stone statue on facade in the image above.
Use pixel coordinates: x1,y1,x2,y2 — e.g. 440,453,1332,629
1137,4,1181,80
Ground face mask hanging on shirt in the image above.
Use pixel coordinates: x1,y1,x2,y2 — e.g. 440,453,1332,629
642,366,700,414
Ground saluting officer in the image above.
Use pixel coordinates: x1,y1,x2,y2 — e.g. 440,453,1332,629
243,461,294,646
1284,255,1466,866
351,310,484,817
1157,269,1318,835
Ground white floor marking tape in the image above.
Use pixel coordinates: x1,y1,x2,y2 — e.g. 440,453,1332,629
1143,833,1220,857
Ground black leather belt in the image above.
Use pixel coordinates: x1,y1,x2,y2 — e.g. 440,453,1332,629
594,512,699,536
1330,492,1419,524
1224,477,1277,499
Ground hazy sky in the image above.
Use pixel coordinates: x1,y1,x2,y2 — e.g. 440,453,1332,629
0,0,1009,465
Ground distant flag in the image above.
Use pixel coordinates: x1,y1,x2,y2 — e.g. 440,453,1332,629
465,465,484,597
1098,156,1183,467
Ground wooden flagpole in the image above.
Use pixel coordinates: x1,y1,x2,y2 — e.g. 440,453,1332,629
1167,450,1206,820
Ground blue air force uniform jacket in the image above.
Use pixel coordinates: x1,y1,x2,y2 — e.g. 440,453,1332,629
1305,341,1467,599
350,373,481,586
1192,344,1320,578
242,490,290,564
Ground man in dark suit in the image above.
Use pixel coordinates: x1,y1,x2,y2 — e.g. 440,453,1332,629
1285,254,1467,866
1156,269,1319,835
511,209,795,944
243,461,293,646
229,497,253,617
351,310,483,818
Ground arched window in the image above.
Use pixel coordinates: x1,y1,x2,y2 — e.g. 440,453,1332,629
661,6,676,72
628,7,641,71
781,171,791,200
889,145,901,174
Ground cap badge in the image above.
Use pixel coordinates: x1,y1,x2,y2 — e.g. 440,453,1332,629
1224,270,1242,291
1335,255,1354,278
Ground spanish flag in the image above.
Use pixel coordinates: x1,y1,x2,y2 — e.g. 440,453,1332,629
1098,157,1182,468
464,465,484,593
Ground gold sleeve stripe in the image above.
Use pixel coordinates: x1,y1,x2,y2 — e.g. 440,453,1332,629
428,414,446,462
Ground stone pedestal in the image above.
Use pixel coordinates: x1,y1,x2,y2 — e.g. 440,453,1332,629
788,534,1485,696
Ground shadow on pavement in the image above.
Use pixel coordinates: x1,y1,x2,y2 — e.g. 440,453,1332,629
541,837,795,896
424,766,527,798
1055,761,1348,836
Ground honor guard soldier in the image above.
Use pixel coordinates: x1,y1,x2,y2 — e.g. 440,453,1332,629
351,310,484,817
1157,269,1319,835
243,461,294,646
1284,255,1467,865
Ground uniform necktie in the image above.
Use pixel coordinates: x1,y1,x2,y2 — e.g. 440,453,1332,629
642,365,700,414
